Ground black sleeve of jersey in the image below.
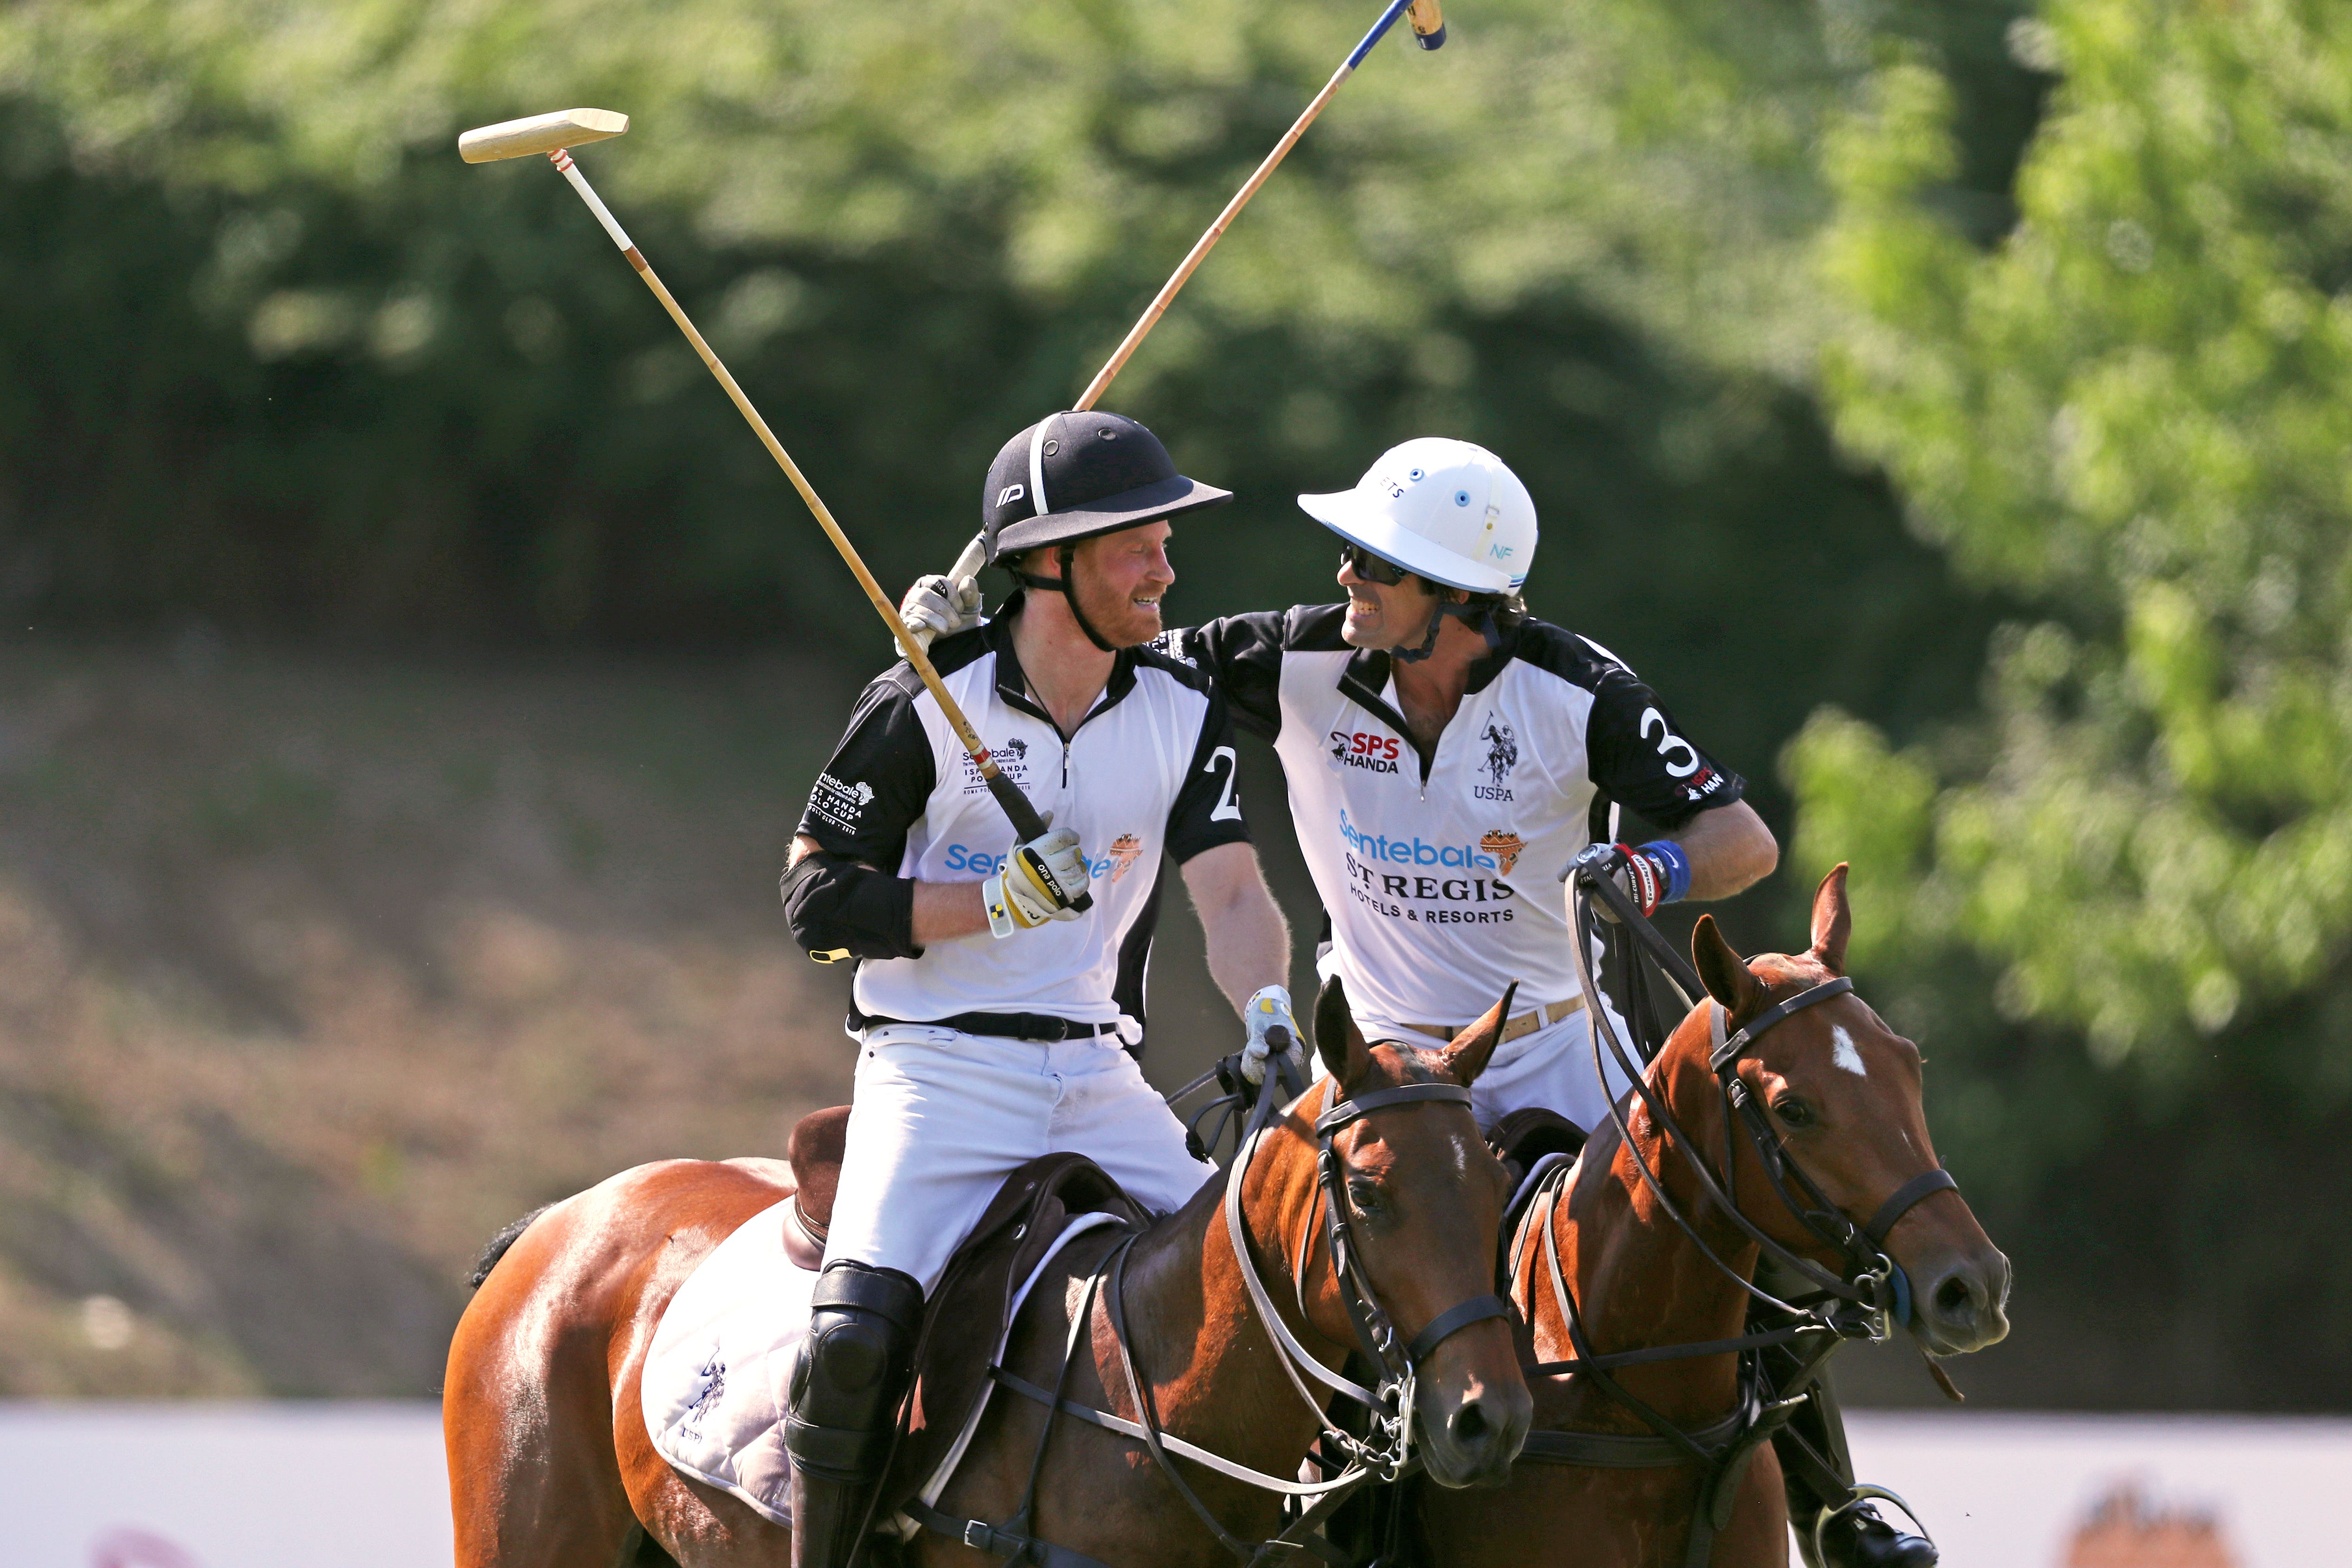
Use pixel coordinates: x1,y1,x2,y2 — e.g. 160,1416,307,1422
1166,688,1255,864
795,670,936,863
1157,612,1287,739
784,671,937,958
1584,663,1746,832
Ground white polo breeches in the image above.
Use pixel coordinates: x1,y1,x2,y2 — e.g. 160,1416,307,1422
820,1023,1216,1293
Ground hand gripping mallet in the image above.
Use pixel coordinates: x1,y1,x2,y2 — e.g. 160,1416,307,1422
1074,0,1445,411
458,108,1090,910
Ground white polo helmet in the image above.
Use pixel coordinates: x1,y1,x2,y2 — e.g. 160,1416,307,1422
1299,438,1536,595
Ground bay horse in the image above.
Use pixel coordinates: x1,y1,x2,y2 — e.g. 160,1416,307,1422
1417,864,2011,1568
445,981,1532,1567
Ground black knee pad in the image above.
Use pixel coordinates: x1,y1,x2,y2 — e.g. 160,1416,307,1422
784,1261,924,1481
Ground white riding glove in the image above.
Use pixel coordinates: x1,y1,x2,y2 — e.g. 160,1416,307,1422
1239,985,1304,1086
898,535,987,653
983,814,1091,937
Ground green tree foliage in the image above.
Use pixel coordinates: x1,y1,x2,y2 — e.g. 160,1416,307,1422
0,0,1854,642
1792,0,2352,1404
0,0,2010,849
1801,0,2352,1067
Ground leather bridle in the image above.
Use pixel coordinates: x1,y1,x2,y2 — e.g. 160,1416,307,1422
936,1054,1510,1567
1237,1077,1514,1469
1491,850,1957,1568
1561,844,1957,1333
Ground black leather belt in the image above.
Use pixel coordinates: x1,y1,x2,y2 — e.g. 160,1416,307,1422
849,1010,1120,1042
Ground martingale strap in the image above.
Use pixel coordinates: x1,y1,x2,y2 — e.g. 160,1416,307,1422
1517,1407,1750,1470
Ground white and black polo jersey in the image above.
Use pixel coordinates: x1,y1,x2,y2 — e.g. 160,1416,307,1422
797,605,1252,1035
1157,607,1743,1033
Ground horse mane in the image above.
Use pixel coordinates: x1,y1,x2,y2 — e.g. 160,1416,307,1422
469,1204,553,1290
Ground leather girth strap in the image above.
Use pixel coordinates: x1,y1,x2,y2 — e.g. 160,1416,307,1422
1516,1406,1748,1469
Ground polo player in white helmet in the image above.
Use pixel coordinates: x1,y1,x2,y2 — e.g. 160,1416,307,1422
905,433,1934,1568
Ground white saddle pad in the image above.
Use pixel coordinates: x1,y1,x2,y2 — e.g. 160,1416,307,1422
641,1198,1129,1532
642,1198,814,1527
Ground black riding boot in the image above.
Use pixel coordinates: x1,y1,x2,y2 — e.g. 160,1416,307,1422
784,1261,924,1568
1809,1504,1938,1568
1750,1261,1936,1568
1764,1361,1937,1566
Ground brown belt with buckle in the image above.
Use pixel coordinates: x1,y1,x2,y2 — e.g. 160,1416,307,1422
1397,995,1587,1046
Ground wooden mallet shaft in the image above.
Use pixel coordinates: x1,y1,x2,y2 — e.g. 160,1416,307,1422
459,113,1076,894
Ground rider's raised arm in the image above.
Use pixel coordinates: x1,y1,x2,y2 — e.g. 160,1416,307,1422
1580,640,1777,900
781,668,938,962
1154,608,1292,739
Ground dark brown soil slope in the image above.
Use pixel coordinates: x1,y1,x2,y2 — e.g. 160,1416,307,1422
0,641,866,1395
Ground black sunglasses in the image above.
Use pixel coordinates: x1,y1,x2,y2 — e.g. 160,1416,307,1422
1339,543,1408,586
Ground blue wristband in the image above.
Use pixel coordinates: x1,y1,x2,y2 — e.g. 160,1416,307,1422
1638,840,1693,904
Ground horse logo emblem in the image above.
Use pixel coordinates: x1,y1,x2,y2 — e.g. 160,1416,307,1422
1108,833,1144,883
1480,830,1524,877
1482,719,1518,786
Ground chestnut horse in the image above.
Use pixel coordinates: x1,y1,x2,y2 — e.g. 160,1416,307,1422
1417,865,2011,1568
445,983,1532,1567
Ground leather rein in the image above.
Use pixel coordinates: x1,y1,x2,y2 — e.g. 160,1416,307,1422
1504,855,1960,1502
913,1055,1509,1568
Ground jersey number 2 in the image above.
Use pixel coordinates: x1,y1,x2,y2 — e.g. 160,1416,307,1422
1206,746,1243,822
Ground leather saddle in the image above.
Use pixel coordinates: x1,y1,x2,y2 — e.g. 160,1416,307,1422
1489,1105,1587,1267
780,1105,1150,1524
782,1104,851,1271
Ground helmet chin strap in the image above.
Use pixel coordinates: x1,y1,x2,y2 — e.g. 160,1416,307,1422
1007,542,1119,652
1388,592,1505,665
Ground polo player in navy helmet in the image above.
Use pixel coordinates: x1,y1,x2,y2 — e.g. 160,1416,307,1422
779,410,1296,1568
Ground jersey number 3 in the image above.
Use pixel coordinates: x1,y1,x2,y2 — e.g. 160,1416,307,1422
1640,708,1701,778
1205,746,1243,822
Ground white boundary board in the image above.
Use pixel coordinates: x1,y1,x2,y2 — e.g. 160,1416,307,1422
0,1404,2346,1567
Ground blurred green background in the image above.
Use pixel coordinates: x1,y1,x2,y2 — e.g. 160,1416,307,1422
1,0,2347,1410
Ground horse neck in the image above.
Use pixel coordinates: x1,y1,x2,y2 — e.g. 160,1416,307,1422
1552,1021,1757,1424
1116,1119,1348,1478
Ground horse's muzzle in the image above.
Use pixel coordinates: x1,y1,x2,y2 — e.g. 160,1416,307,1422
1913,1244,2012,1356
1417,1369,1533,1488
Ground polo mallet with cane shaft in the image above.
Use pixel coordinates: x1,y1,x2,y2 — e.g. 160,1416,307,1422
458,108,1090,911
1074,0,1445,411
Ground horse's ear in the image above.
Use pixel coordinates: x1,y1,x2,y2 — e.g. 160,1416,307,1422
1313,974,1370,1085
1809,863,1852,975
1440,981,1518,1086
1692,915,1763,1016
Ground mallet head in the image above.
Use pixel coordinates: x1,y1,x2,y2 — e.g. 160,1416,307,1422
1407,0,1446,50
458,108,629,164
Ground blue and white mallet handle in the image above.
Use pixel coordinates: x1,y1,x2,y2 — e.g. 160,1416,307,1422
1075,0,1449,411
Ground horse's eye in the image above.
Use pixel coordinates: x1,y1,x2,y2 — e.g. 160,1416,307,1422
1347,1179,1387,1217
1772,1097,1816,1130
